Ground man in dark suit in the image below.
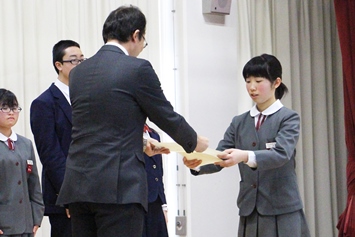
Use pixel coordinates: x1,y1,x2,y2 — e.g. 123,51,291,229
30,40,85,237
143,124,169,237
56,5,208,237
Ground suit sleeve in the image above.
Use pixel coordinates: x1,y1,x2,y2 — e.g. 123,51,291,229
30,98,66,193
134,61,197,153
191,117,238,175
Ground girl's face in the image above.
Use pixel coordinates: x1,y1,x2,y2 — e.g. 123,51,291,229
0,104,19,136
246,76,281,111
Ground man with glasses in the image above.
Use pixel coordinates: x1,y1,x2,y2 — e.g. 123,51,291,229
56,5,209,237
30,40,85,237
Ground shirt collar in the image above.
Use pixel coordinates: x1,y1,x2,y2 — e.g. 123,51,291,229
105,42,129,56
0,131,17,142
54,78,70,104
250,99,283,117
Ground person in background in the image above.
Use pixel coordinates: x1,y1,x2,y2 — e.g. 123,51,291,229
0,88,44,236
184,54,310,237
30,40,85,237
56,5,208,237
143,124,169,237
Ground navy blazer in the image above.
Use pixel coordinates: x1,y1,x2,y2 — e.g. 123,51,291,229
30,83,72,214
57,45,197,211
145,129,167,204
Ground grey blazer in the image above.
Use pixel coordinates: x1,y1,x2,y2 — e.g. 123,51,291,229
195,107,304,216
57,45,197,211
0,135,44,235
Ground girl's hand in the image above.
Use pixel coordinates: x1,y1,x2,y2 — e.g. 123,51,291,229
215,149,248,167
183,157,202,169
0,229,3,234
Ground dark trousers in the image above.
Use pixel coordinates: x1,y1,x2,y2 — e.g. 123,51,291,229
69,202,145,237
143,199,169,237
48,214,72,237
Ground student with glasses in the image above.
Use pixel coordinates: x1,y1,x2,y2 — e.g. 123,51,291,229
0,88,44,236
30,40,84,237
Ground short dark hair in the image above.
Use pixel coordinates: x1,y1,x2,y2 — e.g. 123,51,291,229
102,5,146,43
242,54,288,99
52,40,80,74
0,88,18,108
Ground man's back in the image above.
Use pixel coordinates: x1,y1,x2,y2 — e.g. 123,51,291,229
58,44,197,210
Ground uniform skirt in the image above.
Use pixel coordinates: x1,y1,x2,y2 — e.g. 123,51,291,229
238,209,310,237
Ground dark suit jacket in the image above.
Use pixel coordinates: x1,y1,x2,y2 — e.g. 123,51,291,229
194,107,304,217
30,83,72,214
145,129,167,204
57,45,197,211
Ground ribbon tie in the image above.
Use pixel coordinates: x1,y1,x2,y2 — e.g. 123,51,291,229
7,138,15,150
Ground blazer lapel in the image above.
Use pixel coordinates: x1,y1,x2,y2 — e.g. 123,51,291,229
49,84,72,124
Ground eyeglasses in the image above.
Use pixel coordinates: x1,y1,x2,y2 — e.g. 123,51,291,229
142,36,148,48
61,58,87,65
0,107,22,113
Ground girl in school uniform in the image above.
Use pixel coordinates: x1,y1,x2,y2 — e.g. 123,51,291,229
0,89,44,237
184,54,310,237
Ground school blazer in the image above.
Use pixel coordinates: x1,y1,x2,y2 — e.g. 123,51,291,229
57,45,197,211
30,83,72,215
145,130,167,204
194,107,304,216
0,135,44,235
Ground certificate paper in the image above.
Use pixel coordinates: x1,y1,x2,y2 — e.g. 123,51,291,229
151,141,222,166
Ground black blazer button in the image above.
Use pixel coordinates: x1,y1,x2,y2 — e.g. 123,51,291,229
252,142,256,147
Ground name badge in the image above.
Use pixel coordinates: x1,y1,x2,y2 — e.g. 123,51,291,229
26,160,33,173
266,142,276,149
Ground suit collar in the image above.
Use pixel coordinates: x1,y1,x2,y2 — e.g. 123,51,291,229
100,44,126,55
49,83,72,124
105,42,128,55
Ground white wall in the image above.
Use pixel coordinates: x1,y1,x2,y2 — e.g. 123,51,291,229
171,1,251,236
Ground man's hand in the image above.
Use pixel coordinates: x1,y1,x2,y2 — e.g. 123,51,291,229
144,138,170,157
33,225,39,236
66,208,71,218
194,135,209,152
214,148,248,167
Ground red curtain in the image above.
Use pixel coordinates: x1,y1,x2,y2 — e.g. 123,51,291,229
334,0,355,236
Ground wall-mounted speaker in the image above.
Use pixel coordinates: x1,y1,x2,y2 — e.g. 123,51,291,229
202,0,231,15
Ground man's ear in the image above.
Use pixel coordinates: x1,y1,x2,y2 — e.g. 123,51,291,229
55,61,62,72
132,30,140,43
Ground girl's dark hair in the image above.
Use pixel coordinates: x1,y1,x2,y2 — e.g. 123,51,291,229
242,54,288,99
0,89,18,108
102,5,146,43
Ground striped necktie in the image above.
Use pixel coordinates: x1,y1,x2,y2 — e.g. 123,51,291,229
7,138,14,150
256,114,266,130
